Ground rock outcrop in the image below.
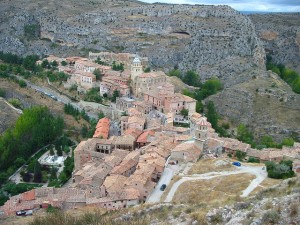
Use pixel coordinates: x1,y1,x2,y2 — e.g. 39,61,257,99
206,178,300,225
0,0,299,140
208,69,300,141
0,0,265,87
250,13,300,73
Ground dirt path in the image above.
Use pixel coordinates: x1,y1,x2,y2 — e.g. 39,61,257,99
164,165,267,202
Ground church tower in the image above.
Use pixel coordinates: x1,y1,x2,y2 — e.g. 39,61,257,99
131,56,143,82
194,118,208,152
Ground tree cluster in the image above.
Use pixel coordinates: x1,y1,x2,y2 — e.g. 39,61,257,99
265,160,295,179
267,55,300,94
111,90,120,102
112,61,124,72
84,88,103,103
95,57,109,66
206,101,229,137
237,124,295,149
235,150,247,161
93,69,103,81
24,24,40,40
0,106,64,185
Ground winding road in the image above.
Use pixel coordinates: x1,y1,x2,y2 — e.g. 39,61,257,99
146,167,174,203
159,165,267,203
17,76,98,119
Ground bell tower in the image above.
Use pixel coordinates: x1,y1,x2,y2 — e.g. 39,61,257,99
131,56,143,82
194,118,208,151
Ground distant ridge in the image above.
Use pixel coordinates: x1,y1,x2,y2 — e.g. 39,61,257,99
241,11,298,14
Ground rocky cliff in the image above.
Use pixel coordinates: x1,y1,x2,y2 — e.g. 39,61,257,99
208,69,300,141
0,0,299,140
0,0,265,87
250,13,300,73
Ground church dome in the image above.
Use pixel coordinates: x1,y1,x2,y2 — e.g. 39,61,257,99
133,56,141,64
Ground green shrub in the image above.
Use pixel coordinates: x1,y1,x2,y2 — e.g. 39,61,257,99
262,210,280,224
18,79,27,87
265,160,295,179
24,24,39,39
236,150,246,161
0,88,5,97
84,88,102,103
8,98,23,109
248,157,260,163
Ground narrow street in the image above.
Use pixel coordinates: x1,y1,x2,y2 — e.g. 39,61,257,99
146,167,174,203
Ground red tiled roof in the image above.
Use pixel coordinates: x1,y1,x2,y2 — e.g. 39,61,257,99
22,190,35,201
93,118,110,139
136,130,156,143
124,128,143,139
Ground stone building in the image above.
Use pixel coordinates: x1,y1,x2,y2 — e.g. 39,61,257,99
171,117,207,163
116,97,135,112
131,56,143,82
89,52,148,69
164,93,196,115
74,59,110,74
133,71,168,98
100,75,130,97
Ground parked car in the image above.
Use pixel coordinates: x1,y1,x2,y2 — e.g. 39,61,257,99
232,161,241,167
16,209,33,216
160,184,167,191
25,210,33,216
16,210,26,216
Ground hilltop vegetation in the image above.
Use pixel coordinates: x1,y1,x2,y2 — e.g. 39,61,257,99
266,55,300,94
0,106,63,186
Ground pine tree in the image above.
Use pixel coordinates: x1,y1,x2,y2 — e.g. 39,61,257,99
33,161,42,183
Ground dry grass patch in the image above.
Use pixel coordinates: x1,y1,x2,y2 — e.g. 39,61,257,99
0,79,88,140
173,173,255,206
188,157,235,175
250,178,281,196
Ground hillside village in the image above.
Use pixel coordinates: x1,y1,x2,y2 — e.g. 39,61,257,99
1,52,300,217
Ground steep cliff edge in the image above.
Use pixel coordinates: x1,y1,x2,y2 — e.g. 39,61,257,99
0,0,265,87
208,69,300,141
0,0,299,140
250,13,300,73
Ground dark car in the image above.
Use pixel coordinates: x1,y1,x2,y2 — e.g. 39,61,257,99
160,184,167,191
16,210,27,216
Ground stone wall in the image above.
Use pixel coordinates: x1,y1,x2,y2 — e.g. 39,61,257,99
77,101,123,120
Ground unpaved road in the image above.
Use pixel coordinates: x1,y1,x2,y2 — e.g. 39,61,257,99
164,165,267,203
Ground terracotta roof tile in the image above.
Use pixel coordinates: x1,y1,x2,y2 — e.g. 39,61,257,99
93,118,110,139
136,130,156,143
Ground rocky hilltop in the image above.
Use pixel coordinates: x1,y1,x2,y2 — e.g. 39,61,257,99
0,0,299,140
250,13,300,73
0,0,265,87
208,68,300,141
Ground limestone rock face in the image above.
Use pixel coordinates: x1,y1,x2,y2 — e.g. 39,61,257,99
0,0,299,139
250,13,300,73
0,0,264,87
207,69,300,141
